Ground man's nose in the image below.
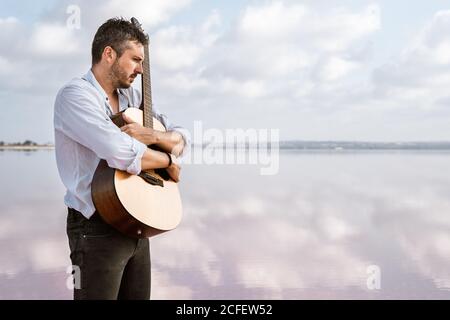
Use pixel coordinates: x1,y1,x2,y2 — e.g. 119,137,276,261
136,62,143,74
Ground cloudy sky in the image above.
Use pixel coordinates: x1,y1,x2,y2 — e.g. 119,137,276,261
1,0,450,143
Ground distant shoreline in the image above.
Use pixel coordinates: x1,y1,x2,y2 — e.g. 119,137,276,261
0,145,54,150
193,141,450,150
3,140,450,151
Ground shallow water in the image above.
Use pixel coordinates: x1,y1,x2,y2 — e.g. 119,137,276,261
1,149,450,299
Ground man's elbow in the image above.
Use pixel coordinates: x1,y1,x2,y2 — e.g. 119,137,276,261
100,144,137,173
104,157,128,172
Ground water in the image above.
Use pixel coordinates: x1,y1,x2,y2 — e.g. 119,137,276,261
1,149,450,299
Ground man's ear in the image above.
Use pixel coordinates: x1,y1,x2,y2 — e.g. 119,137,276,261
103,46,117,64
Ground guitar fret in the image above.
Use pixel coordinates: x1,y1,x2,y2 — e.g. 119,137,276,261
142,37,153,129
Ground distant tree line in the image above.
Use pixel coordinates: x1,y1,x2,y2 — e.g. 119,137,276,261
0,140,39,146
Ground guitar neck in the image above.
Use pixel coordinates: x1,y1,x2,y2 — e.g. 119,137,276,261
141,39,153,129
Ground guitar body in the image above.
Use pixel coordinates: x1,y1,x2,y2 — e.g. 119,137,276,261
91,107,182,238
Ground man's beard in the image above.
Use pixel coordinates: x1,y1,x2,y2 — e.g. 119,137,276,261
110,60,134,89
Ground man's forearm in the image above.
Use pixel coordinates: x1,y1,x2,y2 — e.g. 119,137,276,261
140,148,170,171
120,115,186,156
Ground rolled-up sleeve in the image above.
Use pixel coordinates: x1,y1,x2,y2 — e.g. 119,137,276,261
54,84,147,175
126,138,147,174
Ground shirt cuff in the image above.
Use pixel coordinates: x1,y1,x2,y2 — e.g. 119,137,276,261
126,138,147,175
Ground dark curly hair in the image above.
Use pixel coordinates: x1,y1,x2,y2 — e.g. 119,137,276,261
91,17,148,65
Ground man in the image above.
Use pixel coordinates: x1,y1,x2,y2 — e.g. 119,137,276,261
53,18,190,300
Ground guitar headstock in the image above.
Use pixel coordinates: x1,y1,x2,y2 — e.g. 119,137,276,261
131,17,149,40
130,17,153,127
130,17,141,29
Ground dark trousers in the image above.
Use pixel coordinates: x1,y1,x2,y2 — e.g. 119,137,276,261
66,207,151,300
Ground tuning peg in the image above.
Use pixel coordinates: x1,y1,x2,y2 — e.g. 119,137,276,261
131,17,142,29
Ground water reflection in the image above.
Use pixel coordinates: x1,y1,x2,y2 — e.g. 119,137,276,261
1,150,450,299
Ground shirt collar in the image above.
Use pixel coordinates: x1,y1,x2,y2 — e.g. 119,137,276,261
82,69,130,115
82,69,109,102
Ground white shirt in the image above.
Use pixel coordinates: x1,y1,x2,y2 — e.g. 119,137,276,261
53,70,190,219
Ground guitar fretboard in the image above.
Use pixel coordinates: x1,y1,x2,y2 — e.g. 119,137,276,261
142,38,153,129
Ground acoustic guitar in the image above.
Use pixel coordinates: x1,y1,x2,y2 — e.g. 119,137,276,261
91,18,182,238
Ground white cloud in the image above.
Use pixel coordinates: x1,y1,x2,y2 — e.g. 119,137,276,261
217,78,266,99
310,4,380,52
151,1,380,108
153,10,221,71
104,0,192,27
372,10,450,113
0,0,193,93
3,1,450,142
237,1,308,40
30,24,81,56
160,72,208,94
314,56,359,81
153,26,203,70
0,56,12,75
232,1,379,79
237,2,380,52
49,0,193,30
406,10,450,65
0,16,23,56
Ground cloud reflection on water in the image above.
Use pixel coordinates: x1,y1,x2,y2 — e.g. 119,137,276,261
1,150,450,299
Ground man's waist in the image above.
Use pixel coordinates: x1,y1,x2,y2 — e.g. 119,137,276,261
68,207,101,221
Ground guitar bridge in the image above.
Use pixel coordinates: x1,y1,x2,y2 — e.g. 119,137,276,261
138,171,164,187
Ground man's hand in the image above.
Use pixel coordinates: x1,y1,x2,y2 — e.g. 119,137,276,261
166,161,181,183
120,112,160,145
